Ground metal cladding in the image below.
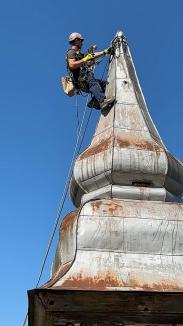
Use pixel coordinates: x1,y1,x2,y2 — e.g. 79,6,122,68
28,32,183,325
49,199,183,291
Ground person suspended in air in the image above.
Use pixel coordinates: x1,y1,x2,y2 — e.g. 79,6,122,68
66,32,115,110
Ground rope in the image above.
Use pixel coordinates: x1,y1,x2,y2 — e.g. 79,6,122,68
22,93,90,326
75,95,80,138
35,94,90,287
23,55,109,326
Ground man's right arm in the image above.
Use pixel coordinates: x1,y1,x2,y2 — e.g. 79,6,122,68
67,49,84,70
68,58,84,70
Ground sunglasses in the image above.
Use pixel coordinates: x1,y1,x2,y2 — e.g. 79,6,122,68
75,38,83,42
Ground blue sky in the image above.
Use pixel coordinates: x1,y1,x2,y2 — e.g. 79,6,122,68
1,0,183,324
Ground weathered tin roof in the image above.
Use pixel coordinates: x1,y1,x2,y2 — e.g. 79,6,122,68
50,199,183,291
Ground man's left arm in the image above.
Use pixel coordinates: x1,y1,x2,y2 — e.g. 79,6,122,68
92,48,111,59
82,48,112,63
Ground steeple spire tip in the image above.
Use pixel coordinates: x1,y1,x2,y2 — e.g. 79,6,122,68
116,30,124,37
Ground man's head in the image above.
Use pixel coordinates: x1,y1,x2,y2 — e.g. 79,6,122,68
68,32,84,49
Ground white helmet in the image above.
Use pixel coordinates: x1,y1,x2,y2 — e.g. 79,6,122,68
68,32,84,43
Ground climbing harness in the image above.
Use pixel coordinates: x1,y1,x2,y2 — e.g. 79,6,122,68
62,45,108,98
67,48,90,93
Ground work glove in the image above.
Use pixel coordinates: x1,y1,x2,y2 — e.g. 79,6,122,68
103,47,112,55
83,53,95,62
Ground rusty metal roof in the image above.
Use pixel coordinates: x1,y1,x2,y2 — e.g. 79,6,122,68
48,199,183,292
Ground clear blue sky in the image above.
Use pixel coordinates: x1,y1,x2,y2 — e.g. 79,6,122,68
1,0,183,324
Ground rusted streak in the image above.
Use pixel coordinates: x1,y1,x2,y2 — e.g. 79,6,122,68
59,273,183,291
91,200,124,215
43,261,73,288
77,135,162,161
78,138,113,160
128,277,183,291
60,272,124,289
90,200,103,210
60,209,79,233
115,136,162,151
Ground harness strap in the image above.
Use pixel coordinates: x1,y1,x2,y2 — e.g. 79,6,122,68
66,49,90,92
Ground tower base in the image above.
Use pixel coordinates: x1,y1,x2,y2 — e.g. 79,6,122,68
28,288,183,325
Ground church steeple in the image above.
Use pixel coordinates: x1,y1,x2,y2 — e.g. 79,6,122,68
28,32,183,326
49,31,183,290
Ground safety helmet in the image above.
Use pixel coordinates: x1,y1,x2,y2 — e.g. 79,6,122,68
68,32,84,43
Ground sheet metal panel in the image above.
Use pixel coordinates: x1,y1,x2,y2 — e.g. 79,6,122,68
81,185,180,204
52,250,183,291
50,199,183,292
77,217,183,256
51,210,78,276
114,103,148,131
81,198,183,219
124,44,164,145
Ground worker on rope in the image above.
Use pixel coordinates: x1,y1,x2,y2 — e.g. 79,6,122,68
67,32,115,110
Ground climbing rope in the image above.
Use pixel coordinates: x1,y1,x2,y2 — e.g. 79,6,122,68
22,93,91,326
22,54,110,326
35,95,91,288
75,94,80,139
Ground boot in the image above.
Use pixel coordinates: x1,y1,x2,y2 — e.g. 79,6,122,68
99,96,115,110
87,97,101,110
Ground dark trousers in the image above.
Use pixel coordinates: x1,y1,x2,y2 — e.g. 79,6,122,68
85,72,105,103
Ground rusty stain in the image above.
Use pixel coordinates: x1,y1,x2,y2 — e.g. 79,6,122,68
59,272,124,290
115,136,162,151
86,198,183,220
44,261,73,288
127,276,183,292
90,200,103,211
77,135,162,161
90,200,124,215
60,209,79,233
78,137,113,160
57,272,183,292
